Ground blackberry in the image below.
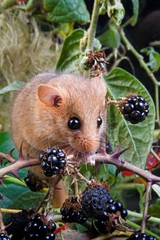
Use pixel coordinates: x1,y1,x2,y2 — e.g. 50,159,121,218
120,208,128,219
106,200,128,219
94,218,117,234
81,182,110,219
5,209,34,240
60,197,88,224
0,233,11,240
120,94,149,124
39,148,66,177
127,233,157,240
24,171,43,191
24,214,56,240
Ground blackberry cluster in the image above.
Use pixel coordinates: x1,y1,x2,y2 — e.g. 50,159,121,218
120,95,149,124
81,183,128,234
60,197,88,224
24,215,56,240
81,184,110,218
81,184,127,220
39,148,66,177
0,233,11,240
61,182,128,234
24,172,43,191
93,199,128,234
127,233,157,240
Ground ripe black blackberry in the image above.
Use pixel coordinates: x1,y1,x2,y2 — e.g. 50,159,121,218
127,232,157,240
106,200,128,219
92,199,128,234
119,94,149,124
5,210,31,240
0,233,11,240
39,148,66,177
24,214,56,240
60,197,88,224
81,182,110,219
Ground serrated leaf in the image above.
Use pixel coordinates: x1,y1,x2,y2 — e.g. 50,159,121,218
130,0,139,26
43,0,90,23
104,68,155,169
56,29,84,72
0,81,24,95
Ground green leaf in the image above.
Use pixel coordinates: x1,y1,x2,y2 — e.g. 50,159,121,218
43,0,90,23
148,198,160,218
10,191,45,209
0,81,24,95
0,132,17,156
130,0,139,26
0,184,29,208
56,29,84,72
104,68,155,168
0,194,12,209
135,184,145,213
98,23,120,48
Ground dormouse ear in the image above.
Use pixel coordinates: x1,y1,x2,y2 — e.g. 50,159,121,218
38,84,63,107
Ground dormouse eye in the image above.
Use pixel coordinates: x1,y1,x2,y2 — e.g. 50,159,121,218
68,117,81,130
97,116,102,128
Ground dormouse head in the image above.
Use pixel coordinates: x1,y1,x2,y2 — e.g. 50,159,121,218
37,73,107,155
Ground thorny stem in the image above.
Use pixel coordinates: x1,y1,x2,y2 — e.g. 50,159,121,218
141,182,152,233
127,210,160,224
0,152,39,180
86,0,101,51
1,150,160,185
0,150,16,164
118,28,160,124
94,153,160,183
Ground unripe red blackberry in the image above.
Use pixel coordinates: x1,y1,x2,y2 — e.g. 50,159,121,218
60,197,88,224
39,148,66,177
119,94,149,124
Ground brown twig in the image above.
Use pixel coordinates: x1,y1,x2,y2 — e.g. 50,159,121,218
141,182,152,233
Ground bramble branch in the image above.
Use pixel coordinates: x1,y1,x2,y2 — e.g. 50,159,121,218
0,151,39,182
94,150,160,183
